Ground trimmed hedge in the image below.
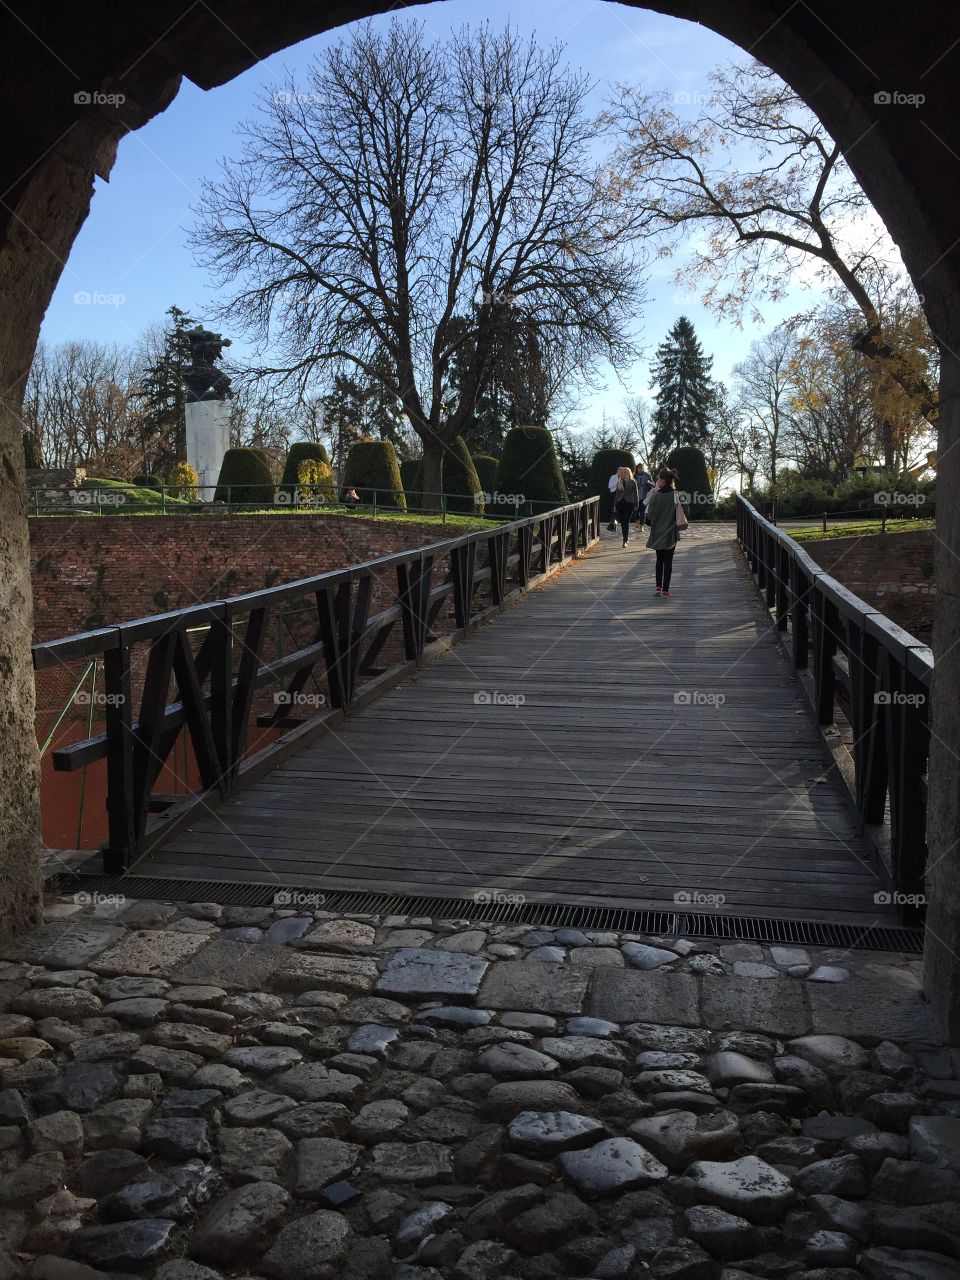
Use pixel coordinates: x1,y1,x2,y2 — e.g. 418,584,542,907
214,448,275,505
133,473,163,491
496,426,567,515
280,442,330,491
344,439,406,510
472,454,499,500
441,437,483,514
588,449,635,521
667,445,714,520
409,439,484,513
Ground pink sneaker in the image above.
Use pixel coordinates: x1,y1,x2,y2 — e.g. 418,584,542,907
654,586,662,595
661,590,671,597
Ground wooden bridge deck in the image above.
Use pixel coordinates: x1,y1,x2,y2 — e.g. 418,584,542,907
142,529,894,924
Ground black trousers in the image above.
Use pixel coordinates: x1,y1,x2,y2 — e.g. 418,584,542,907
656,547,675,590
615,500,635,542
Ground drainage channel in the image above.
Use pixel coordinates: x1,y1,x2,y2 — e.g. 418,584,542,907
54,873,924,955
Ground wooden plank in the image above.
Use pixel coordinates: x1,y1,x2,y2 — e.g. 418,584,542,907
145,532,889,924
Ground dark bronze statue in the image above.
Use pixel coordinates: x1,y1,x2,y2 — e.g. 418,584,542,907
184,328,233,402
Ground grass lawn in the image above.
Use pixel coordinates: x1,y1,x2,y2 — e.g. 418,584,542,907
235,506,501,529
790,517,935,542
31,490,501,530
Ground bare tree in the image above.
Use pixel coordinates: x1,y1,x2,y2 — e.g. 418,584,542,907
732,326,794,490
623,398,657,467
194,21,644,506
21,339,146,474
607,60,937,425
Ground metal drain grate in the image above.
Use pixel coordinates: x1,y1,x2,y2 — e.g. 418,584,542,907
54,873,924,954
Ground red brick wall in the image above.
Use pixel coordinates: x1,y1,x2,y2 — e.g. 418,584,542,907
29,513,476,642
802,530,935,644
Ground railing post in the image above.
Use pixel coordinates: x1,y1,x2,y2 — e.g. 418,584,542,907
812,589,838,725
790,559,810,669
102,634,135,874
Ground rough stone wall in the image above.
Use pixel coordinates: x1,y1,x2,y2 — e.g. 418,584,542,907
29,515,482,641
800,531,936,643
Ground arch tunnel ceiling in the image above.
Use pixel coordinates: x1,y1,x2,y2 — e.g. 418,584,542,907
3,1,960,328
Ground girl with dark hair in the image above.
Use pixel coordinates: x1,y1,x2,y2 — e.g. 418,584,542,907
612,465,640,547
644,468,687,596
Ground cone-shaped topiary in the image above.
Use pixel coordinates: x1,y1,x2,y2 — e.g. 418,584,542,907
472,454,499,502
214,448,275,505
441,437,483,514
588,449,636,521
496,426,567,515
281,441,331,492
409,438,483,514
667,445,714,519
344,438,406,510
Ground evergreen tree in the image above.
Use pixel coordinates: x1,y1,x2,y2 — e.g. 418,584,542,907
320,350,408,474
650,316,714,456
447,303,550,456
136,305,197,472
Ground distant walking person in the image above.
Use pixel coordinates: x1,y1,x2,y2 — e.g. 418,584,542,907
645,467,688,596
634,463,653,523
636,463,654,504
613,466,639,547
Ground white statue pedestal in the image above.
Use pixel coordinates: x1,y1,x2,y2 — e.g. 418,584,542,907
186,399,231,500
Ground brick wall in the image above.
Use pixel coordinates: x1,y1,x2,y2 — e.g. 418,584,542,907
802,530,935,643
29,513,477,642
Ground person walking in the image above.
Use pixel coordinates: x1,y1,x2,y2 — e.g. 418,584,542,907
644,467,687,595
634,463,653,526
613,465,639,547
635,463,654,508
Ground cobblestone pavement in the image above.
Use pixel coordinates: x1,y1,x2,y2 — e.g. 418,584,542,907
0,897,956,1279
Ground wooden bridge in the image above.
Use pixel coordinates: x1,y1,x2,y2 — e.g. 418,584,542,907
35,498,932,936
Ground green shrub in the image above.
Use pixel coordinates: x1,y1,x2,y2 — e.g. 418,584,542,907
344,439,406,510
408,440,483,513
79,477,188,508
133,473,163,491
495,426,567,516
667,445,714,520
746,470,936,520
281,442,330,492
214,448,276,505
588,449,635,521
472,454,499,501
441,437,483,514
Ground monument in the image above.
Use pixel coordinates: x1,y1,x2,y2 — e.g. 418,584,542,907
184,328,233,499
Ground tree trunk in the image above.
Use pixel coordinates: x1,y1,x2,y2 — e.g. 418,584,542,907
420,439,444,513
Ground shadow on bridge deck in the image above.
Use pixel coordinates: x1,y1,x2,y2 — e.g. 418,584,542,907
139,528,895,927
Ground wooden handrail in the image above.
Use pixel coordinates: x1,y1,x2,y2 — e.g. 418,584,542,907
735,494,932,923
34,498,601,872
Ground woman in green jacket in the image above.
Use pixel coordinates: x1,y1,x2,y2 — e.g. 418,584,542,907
644,468,684,596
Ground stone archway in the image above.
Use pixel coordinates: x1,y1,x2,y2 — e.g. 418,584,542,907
2,0,959,1030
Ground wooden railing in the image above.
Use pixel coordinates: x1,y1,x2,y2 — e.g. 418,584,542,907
34,498,600,873
736,494,933,923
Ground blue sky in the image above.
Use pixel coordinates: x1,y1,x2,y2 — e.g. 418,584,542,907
43,0,841,426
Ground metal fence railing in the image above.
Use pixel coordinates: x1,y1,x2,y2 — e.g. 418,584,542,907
28,484,543,522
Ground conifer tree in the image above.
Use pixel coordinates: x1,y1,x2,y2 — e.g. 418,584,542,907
650,316,714,456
